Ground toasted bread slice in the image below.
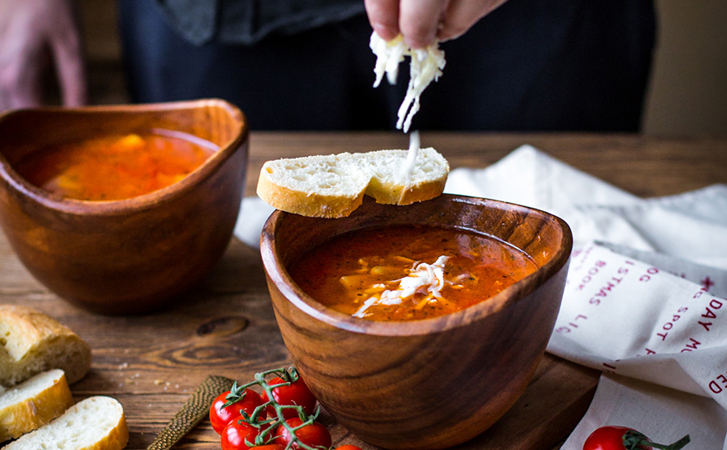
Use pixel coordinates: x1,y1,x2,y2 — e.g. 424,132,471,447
256,148,449,218
2,396,129,450
362,148,449,205
0,369,74,442
0,305,92,387
257,152,369,218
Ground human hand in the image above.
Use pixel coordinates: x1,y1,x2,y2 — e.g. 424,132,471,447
364,0,509,48
0,0,86,111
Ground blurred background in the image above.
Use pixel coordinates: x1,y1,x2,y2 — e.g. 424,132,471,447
80,0,726,136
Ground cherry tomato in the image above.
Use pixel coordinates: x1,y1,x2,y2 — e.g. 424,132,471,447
275,418,332,450
250,446,285,450
262,376,317,419
210,389,265,434
583,426,690,450
221,420,262,450
334,446,363,450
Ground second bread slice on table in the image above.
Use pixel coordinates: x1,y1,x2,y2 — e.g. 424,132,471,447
0,369,73,442
0,305,92,387
257,148,449,218
2,396,129,450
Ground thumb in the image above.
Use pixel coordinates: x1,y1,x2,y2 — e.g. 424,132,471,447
49,16,87,107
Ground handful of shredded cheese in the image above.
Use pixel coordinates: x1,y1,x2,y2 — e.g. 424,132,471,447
370,32,446,133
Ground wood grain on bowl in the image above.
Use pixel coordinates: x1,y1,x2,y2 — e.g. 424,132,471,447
0,100,249,314
261,195,573,450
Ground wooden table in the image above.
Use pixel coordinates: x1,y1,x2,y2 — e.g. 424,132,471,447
1,133,725,450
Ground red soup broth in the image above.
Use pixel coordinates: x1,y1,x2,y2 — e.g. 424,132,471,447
289,225,539,321
14,131,217,201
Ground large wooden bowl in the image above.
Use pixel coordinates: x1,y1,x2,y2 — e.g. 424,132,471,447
261,194,572,450
0,100,248,314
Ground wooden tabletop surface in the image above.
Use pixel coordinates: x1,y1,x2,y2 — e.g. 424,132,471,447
1,133,725,450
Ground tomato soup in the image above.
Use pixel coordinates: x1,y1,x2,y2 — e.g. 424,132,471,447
14,131,217,201
289,225,539,321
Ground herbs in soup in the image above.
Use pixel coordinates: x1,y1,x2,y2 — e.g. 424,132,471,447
289,225,539,321
15,131,217,201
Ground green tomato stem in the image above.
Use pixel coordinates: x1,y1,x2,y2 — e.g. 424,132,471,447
232,366,330,450
622,430,691,450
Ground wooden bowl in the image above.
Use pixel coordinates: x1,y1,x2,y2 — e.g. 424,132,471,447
0,100,248,314
261,194,572,450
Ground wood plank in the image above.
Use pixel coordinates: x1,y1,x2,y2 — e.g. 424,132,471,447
2,133,725,450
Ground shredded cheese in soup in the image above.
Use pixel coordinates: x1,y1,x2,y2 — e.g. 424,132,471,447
290,226,538,321
353,255,457,318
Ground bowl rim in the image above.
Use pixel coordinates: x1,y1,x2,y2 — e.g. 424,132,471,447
260,194,573,337
0,99,247,216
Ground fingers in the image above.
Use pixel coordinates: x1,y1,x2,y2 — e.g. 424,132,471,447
50,27,87,107
438,0,508,42
398,0,448,48
366,0,447,48
3,71,44,110
364,0,400,41
365,0,509,48
0,0,44,111
0,0,86,111
48,0,87,107
0,80,44,111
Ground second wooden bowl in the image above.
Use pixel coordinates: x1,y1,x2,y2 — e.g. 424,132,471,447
261,194,572,450
0,100,248,314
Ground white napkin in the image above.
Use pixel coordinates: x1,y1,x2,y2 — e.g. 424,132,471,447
235,145,727,447
442,145,727,448
443,145,727,268
564,374,727,450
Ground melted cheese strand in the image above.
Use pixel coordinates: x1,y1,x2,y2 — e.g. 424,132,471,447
398,130,420,197
370,32,446,133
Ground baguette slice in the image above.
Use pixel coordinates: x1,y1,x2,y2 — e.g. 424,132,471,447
257,152,369,218
361,148,449,205
0,369,74,442
2,396,129,450
256,148,449,218
0,305,92,387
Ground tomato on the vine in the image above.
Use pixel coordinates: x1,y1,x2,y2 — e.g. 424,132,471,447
262,375,317,419
250,445,286,450
275,418,332,449
583,426,690,450
210,388,265,434
221,420,265,450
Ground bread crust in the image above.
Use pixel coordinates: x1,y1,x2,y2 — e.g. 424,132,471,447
257,169,365,218
0,370,74,442
93,412,129,450
365,177,448,205
0,305,92,386
256,148,449,218
2,396,129,450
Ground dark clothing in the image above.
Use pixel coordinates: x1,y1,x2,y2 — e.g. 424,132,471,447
119,0,656,132
155,0,365,45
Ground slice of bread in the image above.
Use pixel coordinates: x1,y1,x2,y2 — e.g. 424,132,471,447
257,152,369,218
0,369,74,442
2,396,129,450
256,148,449,218
0,305,92,387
